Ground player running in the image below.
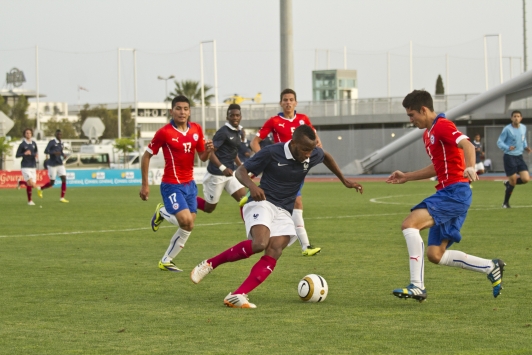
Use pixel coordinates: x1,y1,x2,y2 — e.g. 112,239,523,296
196,104,247,213
190,125,363,308
249,88,322,256
139,95,213,272
15,128,43,205
40,129,69,203
386,90,505,302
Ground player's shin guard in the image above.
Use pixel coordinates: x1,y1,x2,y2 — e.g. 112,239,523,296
207,239,254,269
233,255,276,295
162,229,191,262
160,207,179,226
292,209,310,250
403,228,424,289
438,250,494,274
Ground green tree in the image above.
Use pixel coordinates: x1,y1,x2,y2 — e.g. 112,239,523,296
5,95,35,139
0,136,13,170
435,74,445,95
166,80,214,107
0,96,10,116
78,105,134,139
113,137,135,168
44,117,78,138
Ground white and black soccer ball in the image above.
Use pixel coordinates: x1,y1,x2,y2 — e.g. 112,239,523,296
298,274,328,303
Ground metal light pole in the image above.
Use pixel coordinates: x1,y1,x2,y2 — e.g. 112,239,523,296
280,0,294,91
158,75,175,117
35,45,40,131
484,34,504,90
117,48,137,139
199,40,220,131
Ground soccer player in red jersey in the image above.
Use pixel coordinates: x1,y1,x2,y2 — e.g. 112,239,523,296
250,89,322,256
386,90,505,301
139,95,214,272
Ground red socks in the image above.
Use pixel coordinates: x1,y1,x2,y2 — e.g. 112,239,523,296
41,182,53,190
207,239,253,269
61,181,67,198
196,197,206,211
234,255,277,295
26,186,32,202
19,181,28,188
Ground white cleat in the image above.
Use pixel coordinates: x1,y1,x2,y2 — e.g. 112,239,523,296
223,292,257,309
28,201,36,206
190,260,213,284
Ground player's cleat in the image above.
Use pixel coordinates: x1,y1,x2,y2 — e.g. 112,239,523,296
28,201,35,206
151,203,164,232
392,284,427,302
60,198,69,203
223,292,257,309
37,188,43,198
302,245,321,256
190,260,213,284
502,203,510,208
158,260,182,272
239,192,249,207
487,259,506,298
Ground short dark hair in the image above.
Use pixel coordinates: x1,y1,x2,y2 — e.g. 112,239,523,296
171,95,191,109
55,129,61,133
511,110,522,117
23,128,33,136
227,104,241,115
280,88,297,102
402,90,434,112
292,125,316,142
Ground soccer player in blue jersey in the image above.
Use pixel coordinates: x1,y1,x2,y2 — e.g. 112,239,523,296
16,128,42,205
196,104,247,213
497,110,531,208
41,129,69,203
387,90,505,302
190,125,363,308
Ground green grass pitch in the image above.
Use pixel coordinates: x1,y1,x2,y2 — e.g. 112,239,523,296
0,180,531,354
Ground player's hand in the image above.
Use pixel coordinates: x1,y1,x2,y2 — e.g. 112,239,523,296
139,185,150,201
463,167,479,182
205,139,214,152
24,150,31,155
249,185,266,201
526,147,532,154
386,170,407,184
342,179,363,194
223,168,234,177
509,146,515,151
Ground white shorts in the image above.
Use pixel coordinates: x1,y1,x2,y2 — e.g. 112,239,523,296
202,171,244,204
242,200,297,246
21,168,36,183
475,162,485,171
48,165,67,180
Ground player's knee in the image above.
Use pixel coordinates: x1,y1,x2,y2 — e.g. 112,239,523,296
203,204,216,213
49,180,55,186
252,239,268,253
521,176,530,184
426,250,442,264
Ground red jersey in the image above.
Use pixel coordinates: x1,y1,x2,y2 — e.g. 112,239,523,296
256,112,316,143
146,121,205,184
423,115,469,190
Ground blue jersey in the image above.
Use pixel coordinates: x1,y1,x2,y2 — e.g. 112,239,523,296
243,142,324,213
16,139,38,168
44,139,65,166
497,124,528,156
207,123,241,175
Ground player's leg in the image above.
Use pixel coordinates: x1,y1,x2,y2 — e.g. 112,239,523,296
40,166,57,192
198,173,225,213
58,166,68,202
293,188,321,256
502,155,518,208
21,169,33,203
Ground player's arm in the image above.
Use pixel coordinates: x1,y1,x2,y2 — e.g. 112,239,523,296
497,128,510,151
524,130,532,153
15,143,25,158
250,136,263,153
139,151,152,201
235,164,265,201
209,149,233,176
386,164,436,184
458,139,479,182
234,155,243,167
322,150,362,193
197,139,214,162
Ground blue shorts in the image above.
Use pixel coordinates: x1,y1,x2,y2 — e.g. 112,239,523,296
296,182,304,197
411,182,471,248
160,181,198,215
503,154,529,176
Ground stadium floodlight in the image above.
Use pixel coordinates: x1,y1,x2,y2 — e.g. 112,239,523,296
199,40,220,131
117,48,138,149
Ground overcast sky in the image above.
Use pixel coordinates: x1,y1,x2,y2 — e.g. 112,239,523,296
0,0,528,106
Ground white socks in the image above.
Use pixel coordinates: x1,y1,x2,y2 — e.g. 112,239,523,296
403,228,425,289
292,209,310,250
162,228,191,263
438,250,494,274
160,207,179,226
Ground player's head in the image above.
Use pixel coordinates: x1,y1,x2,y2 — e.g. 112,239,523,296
226,104,242,128
511,110,522,126
55,129,62,140
402,90,435,129
171,96,191,124
23,128,33,139
280,88,297,115
474,134,481,141
290,125,317,162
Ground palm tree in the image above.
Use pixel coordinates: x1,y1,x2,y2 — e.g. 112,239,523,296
166,80,214,107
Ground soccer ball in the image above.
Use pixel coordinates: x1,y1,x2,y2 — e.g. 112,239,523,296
297,274,328,302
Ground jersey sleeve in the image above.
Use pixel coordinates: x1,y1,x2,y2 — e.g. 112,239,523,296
44,140,52,155
16,142,24,158
146,127,166,155
195,124,206,153
243,147,272,177
212,128,226,150
438,120,468,146
256,118,275,140
34,142,38,155
302,115,316,131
